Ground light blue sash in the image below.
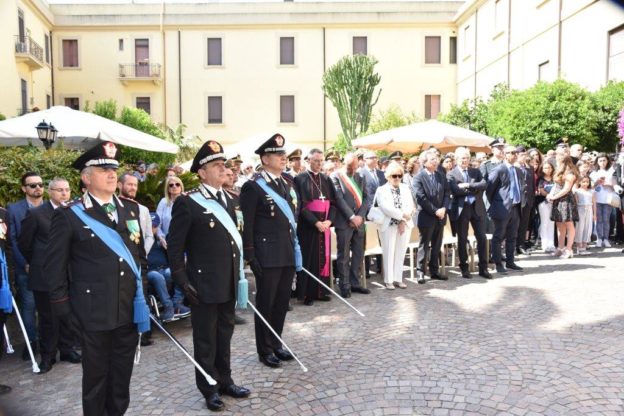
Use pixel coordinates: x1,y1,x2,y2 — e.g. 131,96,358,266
70,204,150,333
255,177,302,271
0,249,12,313
189,193,244,282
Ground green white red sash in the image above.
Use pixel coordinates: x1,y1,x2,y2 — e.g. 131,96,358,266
339,172,363,209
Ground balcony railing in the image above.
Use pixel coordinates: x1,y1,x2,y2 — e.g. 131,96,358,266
14,35,44,69
119,63,162,84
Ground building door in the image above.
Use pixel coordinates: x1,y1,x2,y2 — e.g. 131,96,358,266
20,79,28,115
135,39,149,77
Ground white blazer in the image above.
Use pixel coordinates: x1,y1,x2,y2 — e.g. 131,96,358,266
375,183,416,232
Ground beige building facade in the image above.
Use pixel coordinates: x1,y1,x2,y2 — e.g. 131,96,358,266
454,0,624,102
1,0,462,148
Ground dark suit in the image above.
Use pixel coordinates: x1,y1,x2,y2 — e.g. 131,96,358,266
448,167,488,273
516,164,535,250
414,169,450,275
359,167,385,275
46,194,146,416
612,162,624,242
167,185,239,398
240,171,296,357
18,201,77,363
486,163,526,266
331,171,370,291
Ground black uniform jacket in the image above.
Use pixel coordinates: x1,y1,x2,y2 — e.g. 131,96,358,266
240,171,296,268
167,186,239,304
18,201,55,291
46,194,146,332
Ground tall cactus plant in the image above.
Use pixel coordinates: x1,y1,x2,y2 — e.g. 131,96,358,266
322,55,382,149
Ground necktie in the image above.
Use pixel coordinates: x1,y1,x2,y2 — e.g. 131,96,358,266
277,178,287,196
215,190,227,209
102,202,116,223
430,173,437,188
372,169,379,186
463,170,475,204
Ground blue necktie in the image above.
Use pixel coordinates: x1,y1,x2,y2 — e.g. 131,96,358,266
463,170,475,204
509,166,520,204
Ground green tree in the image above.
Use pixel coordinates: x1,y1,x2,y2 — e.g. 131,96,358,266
365,105,420,135
116,107,175,166
487,80,597,152
0,113,6,121
93,99,118,120
322,55,382,148
438,97,489,134
591,81,624,152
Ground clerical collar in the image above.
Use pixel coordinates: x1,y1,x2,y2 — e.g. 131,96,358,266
202,183,224,197
89,192,114,207
307,169,320,176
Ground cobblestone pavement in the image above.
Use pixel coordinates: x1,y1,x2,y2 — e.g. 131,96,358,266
1,247,624,415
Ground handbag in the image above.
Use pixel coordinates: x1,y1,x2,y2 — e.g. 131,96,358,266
606,192,621,209
367,189,384,225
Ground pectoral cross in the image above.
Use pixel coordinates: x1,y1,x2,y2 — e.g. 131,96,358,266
319,194,326,201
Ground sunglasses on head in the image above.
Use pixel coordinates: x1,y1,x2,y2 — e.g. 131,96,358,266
26,183,44,189
168,182,182,188
391,174,403,179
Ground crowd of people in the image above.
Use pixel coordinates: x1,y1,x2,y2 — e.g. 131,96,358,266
0,133,623,414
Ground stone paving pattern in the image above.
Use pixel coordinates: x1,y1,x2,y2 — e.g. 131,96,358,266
0,247,623,415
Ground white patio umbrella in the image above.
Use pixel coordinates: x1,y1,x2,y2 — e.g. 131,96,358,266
0,106,178,153
352,119,492,153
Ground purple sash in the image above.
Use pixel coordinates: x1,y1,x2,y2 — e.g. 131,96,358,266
304,199,330,277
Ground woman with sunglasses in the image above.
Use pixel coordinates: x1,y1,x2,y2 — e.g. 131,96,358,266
374,162,416,290
155,176,184,249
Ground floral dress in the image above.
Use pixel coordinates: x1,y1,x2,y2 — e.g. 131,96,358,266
550,177,579,222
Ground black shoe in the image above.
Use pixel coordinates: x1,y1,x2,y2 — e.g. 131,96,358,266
259,354,281,368
22,342,38,361
59,350,81,364
206,393,225,411
140,337,154,347
430,272,448,281
234,314,247,325
274,347,294,361
37,360,54,374
417,271,426,284
479,270,493,279
461,269,472,279
219,384,251,398
0,385,11,395
506,263,523,271
351,286,371,294
495,264,508,274
340,288,351,298
317,294,331,301
303,299,314,306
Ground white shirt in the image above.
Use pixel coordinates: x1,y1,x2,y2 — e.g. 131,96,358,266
89,193,118,222
590,168,615,204
202,183,227,207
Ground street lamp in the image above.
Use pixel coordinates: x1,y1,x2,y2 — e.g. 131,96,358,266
36,120,57,150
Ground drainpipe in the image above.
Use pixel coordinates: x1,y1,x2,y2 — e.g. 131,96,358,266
178,30,182,125
557,0,562,78
322,27,326,151
473,8,478,99
50,30,55,105
507,0,512,86
161,0,167,125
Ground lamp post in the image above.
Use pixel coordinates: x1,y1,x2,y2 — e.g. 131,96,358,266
36,120,57,150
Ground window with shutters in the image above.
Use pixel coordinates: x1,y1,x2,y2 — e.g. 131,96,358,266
280,95,295,123
425,95,441,120
280,37,294,65
208,96,223,124
136,97,151,115
353,36,367,55
62,39,79,68
207,38,222,66
449,36,457,64
64,97,80,110
608,24,624,82
425,36,441,64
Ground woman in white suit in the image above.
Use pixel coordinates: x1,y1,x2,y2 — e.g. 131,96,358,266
376,162,416,289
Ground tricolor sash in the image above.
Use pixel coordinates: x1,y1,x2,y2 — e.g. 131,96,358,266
189,193,244,283
70,204,150,333
338,172,363,209
256,177,303,271
304,199,331,277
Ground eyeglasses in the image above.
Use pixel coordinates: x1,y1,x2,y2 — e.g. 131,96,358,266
505,151,518,155
391,174,403,179
168,183,182,188
25,183,44,189
50,188,70,192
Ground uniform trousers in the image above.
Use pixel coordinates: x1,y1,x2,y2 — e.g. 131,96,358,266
81,322,138,416
33,290,76,361
575,205,593,244
491,204,521,265
538,201,555,250
254,266,295,356
379,225,410,284
191,299,235,398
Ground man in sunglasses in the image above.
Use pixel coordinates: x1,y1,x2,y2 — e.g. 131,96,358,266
7,171,45,360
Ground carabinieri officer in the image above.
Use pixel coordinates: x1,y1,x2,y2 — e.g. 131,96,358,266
45,141,150,416
167,140,250,412
240,133,302,369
